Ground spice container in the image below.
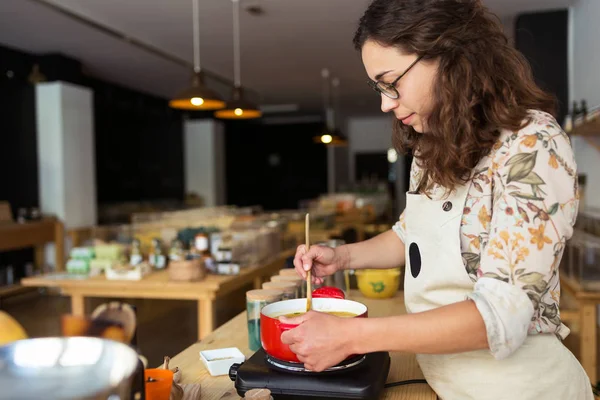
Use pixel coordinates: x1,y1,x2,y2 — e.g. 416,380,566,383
278,268,299,277
144,368,173,400
262,281,297,299
271,275,304,298
246,289,283,351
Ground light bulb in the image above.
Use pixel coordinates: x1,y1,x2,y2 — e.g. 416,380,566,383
321,134,333,144
191,97,204,106
387,148,398,163
234,108,243,116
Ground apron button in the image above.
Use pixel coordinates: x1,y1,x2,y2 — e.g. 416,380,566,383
443,201,452,212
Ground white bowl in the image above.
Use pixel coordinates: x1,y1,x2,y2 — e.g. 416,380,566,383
200,347,245,376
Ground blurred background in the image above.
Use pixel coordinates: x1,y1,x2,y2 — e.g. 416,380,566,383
0,0,599,379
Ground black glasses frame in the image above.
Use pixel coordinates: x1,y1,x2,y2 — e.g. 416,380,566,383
367,55,424,99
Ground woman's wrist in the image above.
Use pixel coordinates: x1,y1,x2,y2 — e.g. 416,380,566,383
334,245,352,272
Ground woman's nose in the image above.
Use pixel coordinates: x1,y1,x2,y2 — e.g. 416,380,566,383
380,94,399,113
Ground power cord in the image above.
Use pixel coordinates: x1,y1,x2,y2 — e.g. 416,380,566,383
385,379,429,389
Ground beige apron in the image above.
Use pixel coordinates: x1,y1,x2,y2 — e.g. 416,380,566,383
403,180,593,400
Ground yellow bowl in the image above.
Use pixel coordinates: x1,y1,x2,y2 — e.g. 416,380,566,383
355,268,401,299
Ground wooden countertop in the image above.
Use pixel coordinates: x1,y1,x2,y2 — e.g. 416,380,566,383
167,290,436,400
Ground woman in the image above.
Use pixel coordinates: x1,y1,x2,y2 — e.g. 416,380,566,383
281,0,593,398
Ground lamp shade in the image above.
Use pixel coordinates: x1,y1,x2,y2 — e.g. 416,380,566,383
169,71,226,110
214,87,262,119
313,128,348,146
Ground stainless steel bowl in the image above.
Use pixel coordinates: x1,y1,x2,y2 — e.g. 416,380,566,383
0,337,140,400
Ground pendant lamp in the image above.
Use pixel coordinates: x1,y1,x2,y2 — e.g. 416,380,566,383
215,0,262,119
313,70,348,146
170,0,225,110
328,77,348,147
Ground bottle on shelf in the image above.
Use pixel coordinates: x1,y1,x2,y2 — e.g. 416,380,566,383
169,239,184,262
148,238,166,269
129,239,143,266
194,232,216,273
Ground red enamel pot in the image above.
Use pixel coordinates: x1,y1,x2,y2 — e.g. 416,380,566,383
260,287,368,363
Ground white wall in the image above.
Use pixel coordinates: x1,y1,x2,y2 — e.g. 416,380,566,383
570,0,600,210
346,116,407,215
36,81,97,269
184,120,225,207
36,82,97,229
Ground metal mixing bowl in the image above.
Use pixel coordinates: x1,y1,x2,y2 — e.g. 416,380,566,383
0,337,140,400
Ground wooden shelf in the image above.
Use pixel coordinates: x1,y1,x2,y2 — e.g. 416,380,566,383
0,284,36,299
571,116,600,137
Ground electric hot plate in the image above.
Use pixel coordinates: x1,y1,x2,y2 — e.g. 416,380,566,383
229,348,391,399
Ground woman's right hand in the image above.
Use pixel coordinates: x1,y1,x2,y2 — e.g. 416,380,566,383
292,244,347,285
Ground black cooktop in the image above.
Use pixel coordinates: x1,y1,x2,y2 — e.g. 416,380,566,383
229,348,391,400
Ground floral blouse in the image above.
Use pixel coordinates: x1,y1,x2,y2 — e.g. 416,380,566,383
393,110,579,359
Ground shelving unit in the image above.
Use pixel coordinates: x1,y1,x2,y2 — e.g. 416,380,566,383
0,217,65,300
571,116,600,152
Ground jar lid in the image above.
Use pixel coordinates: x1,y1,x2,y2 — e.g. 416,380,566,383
246,289,282,302
278,269,299,277
244,388,272,400
271,275,301,284
262,281,296,292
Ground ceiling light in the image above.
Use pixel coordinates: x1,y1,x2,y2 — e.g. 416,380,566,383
215,0,261,119
170,0,225,110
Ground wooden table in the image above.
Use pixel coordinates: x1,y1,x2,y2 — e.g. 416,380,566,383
0,217,65,270
167,290,437,400
560,274,600,382
0,217,65,298
21,249,294,340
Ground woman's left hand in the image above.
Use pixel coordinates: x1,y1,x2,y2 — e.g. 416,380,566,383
279,311,355,372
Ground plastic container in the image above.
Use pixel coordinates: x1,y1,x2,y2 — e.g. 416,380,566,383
246,289,283,351
200,347,246,376
144,368,173,400
564,230,600,290
355,268,401,299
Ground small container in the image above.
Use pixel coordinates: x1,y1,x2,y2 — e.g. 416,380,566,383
271,275,304,298
262,281,297,299
144,368,173,400
200,347,246,376
168,258,206,281
355,268,401,299
246,289,283,351
278,268,300,277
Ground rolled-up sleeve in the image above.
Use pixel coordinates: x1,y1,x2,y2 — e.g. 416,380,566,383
392,210,406,243
467,121,578,360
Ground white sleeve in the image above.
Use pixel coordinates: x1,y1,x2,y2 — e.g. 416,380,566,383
392,210,406,243
466,277,534,360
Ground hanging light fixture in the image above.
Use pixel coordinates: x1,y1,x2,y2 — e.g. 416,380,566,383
313,70,348,146
170,0,225,110
328,77,348,147
215,0,262,119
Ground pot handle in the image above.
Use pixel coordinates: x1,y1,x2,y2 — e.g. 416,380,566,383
278,322,298,332
311,286,345,299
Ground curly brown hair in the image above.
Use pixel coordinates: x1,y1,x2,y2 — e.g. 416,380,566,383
353,0,557,194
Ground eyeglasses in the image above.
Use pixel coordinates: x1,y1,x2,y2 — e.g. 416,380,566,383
367,55,424,99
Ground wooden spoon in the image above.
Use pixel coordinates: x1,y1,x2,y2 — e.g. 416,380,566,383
305,213,312,311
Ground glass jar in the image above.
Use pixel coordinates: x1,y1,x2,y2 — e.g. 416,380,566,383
246,289,283,351
262,281,297,300
271,275,304,298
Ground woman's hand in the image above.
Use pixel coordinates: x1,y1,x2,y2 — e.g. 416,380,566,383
280,311,355,372
292,245,348,285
